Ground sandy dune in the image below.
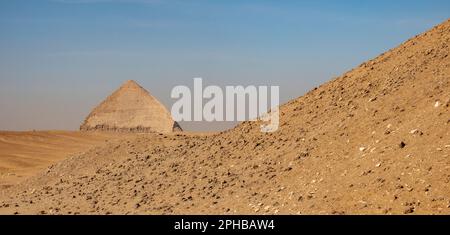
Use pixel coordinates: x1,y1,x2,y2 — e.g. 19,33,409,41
0,131,132,188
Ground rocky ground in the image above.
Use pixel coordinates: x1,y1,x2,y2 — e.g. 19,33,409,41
0,19,449,215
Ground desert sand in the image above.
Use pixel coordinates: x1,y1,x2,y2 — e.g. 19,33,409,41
0,19,449,215
0,131,133,188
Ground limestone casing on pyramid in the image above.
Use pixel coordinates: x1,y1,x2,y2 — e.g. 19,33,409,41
80,80,182,133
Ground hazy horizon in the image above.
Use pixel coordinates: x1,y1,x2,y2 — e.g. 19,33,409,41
1,0,449,131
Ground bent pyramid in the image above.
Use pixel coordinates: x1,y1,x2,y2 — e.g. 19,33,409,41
80,80,182,133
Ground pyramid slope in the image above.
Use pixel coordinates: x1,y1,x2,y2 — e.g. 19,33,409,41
0,19,449,215
80,80,181,133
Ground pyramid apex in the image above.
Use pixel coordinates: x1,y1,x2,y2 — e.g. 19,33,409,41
121,80,141,88
124,79,138,84
118,80,147,92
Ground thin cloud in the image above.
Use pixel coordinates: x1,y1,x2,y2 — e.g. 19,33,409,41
128,19,180,28
46,50,144,57
51,0,162,4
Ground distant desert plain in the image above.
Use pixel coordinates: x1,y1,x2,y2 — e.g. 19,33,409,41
0,131,133,188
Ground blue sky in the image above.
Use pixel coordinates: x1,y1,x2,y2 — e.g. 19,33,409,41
0,0,449,131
